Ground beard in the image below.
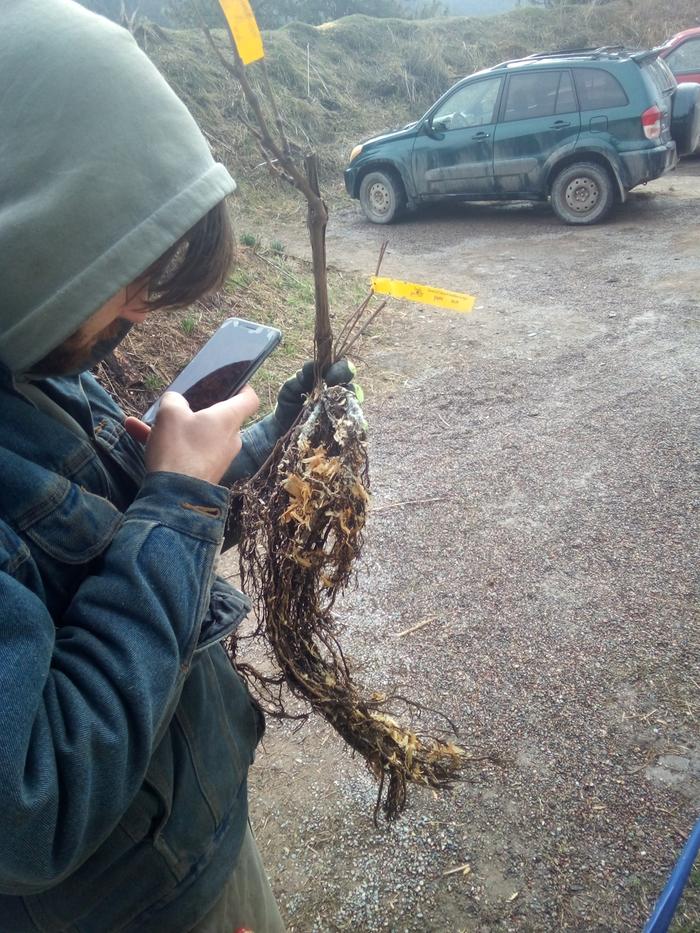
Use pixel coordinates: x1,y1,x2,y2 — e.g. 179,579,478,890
28,318,134,377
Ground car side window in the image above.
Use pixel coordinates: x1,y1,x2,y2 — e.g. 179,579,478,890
665,38,700,73
432,77,502,130
574,68,628,109
503,71,560,121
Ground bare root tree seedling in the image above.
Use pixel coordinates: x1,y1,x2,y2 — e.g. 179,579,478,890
194,0,495,820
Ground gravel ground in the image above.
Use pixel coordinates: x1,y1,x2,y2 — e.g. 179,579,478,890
226,161,700,931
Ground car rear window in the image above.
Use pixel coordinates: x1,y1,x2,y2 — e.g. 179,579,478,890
574,68,628,109
503,70,575,121
645,57,677,96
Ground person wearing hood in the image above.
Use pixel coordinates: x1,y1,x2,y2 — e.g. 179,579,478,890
0,1,356,929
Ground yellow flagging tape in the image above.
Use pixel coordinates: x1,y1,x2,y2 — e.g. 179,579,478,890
371,276,476,313
217,0,264,65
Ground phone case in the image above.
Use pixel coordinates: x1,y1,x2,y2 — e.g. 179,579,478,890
143,318,282,423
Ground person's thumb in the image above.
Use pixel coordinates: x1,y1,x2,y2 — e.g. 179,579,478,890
124,416,151,445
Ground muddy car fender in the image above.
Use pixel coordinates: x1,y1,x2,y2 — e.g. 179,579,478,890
355,158,415,207
546,148,627,203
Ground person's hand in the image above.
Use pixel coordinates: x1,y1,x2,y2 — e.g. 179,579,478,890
273,359,363,432
124,385,259,485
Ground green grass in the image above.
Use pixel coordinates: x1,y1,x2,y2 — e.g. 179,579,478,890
229,268,252,288
143,373,165,392
180,314,198,336
670,865,700,932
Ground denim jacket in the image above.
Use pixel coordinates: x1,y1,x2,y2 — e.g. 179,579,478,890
0,368,269,932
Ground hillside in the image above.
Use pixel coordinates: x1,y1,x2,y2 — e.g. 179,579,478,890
438,0,519,13
148,0,698,202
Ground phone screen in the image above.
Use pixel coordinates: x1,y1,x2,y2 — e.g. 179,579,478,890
143,318,282,423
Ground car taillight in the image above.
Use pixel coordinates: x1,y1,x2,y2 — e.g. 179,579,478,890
642,105,662,140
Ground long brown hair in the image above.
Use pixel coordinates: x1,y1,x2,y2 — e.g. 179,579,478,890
143,199,234,310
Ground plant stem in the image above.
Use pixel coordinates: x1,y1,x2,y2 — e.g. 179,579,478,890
304,154,332,380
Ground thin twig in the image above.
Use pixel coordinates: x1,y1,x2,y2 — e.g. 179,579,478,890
262,60,292,159
192,3,316,202
372,496,451,513
255,251,307,288
394,617,438,638
375,240,389,276
201,128,238,157
332,241,390,360
332,292,373,358
337,300,387,358
442,863,472,877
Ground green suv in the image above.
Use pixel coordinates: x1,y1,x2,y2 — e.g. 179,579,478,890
344,47,696,225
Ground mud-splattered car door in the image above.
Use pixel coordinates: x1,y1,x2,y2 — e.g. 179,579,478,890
411,75,503,200
493,69,581,197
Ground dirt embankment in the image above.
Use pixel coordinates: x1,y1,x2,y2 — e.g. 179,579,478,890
228,162,700,932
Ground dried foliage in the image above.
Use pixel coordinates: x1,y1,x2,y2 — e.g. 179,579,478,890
234,385,480,820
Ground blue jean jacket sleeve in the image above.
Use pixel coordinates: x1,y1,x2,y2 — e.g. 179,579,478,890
0,470,229,894
221,414,282,487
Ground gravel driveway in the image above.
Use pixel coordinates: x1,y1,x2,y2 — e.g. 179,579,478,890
228,160,700,931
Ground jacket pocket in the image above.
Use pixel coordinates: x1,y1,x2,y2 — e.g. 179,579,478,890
156,646,262,867
22,782,177,933
20,478,121,564
196,577,250,651
0,521,41,592
15,477,121,617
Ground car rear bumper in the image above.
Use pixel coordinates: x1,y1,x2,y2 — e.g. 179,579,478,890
619,141,678,189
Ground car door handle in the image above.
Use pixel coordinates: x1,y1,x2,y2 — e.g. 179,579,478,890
550,120,572,129
473,131,490,139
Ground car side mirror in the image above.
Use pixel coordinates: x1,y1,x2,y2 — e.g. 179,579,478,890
425,117,446,139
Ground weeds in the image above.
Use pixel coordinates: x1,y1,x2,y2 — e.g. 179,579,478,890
229,268,252,288
180,314,198,336
143,373,164,392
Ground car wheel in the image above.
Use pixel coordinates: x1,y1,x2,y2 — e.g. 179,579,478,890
671,83,700,157
359,170,404,224
550,162,615,225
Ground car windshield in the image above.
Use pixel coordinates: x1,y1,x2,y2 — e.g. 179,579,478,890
665,37,700,73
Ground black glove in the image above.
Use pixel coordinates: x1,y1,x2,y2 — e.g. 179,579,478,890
272,359,362,432
221,359,363,490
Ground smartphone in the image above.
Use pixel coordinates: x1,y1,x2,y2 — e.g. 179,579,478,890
143,317,282,424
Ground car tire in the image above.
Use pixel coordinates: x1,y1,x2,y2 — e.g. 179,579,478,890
671,83,700,157
359,170,404,224
550,162,615,225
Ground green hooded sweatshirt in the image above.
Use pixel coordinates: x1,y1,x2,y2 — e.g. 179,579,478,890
0,0,235,376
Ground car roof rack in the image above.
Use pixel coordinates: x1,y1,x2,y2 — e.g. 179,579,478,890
492,45,631,69
527,45,627,59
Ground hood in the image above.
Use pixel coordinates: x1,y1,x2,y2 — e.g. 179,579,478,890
362,122,420,148
0,0,235,376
